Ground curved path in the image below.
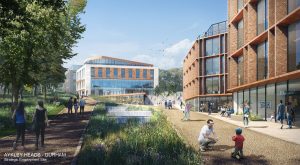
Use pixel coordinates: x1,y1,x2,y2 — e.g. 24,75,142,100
163,109,300,165
0,97,96,165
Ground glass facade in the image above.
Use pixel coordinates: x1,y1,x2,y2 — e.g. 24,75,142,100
233,79,300,121
237,20,244,49
237,56,244,85
98,68,103,77
238,91,243,114
203,21,227,37
288,0,300,13
136,69,140,78
91,79,154,95
221,35,226,53
205,38,220,56
288,21,300,72
257,0,268,35
257,41,268,80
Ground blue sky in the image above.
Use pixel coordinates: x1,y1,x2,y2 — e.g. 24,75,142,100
65,0,227,69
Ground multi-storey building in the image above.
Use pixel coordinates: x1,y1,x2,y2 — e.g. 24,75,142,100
228,0,300,120
63,65,82,94
76,56,159,96
183,21,232,112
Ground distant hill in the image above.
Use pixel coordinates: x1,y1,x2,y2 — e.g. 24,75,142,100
154,68,183,96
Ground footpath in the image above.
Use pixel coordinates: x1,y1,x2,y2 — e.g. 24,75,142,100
0,97,96,165
164,106,300,165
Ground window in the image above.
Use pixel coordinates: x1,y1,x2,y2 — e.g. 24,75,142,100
136,69,140,78
237,20,244,49
91,67,95,78
257,86,266,119
106,68,110,78
288,21,300,72
143,69,147,79
205,77,219,94
205,37,219,56
237,0,244,12
257,0,268,35
266,84,275,120
129,69,133,78
121,69,125,78
257,41,268,80
238,91,243,114
98,68,102,77
221,56,226,73
288,0,300,13
221,35,226,53
276,82,287,113
250,88,257,115
237,56,244,85
150,70,154,79
114,68,118,78
205,57,219,75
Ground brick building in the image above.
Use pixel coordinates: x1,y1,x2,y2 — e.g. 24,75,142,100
76,56,159,96
183,21,232,112
228,0,300,120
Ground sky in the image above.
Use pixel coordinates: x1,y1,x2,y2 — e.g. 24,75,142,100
65,0,227,69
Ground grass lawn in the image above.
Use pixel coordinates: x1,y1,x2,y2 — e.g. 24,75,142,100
78,102,202,165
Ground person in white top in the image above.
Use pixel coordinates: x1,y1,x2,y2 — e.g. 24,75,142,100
198,119,218,152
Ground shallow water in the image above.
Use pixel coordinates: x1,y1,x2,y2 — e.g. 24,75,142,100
106,106,152,124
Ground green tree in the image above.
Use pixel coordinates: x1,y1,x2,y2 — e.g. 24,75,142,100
155,68,183,96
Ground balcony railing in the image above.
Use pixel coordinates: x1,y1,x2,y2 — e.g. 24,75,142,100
198,21,228,39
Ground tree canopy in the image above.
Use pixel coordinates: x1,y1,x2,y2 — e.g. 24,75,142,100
154,68,183,96
0,0,86,104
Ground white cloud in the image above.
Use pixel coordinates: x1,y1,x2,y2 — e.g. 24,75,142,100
132,38,194,69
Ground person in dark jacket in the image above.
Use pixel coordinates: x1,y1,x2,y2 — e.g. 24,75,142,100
67,97,73,114
32,100,48,150
12,101,27,150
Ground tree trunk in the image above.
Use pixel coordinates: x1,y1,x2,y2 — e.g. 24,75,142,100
11,84,20,111
43,85,47,102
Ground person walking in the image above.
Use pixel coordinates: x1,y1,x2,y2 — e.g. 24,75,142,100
74,98,79,116
198,119,218,152
277,100,285,129
11,101,27,150
67,97,73,115
183,102,192,120
286,102,293,129
32,100,48,150
79,96,86,116
208,102,212,115
243,102,250,128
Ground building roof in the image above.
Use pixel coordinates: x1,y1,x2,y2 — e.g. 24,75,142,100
83,56,154,67
198,20,227,39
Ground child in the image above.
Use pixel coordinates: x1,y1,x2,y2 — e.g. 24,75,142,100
231,127,245,160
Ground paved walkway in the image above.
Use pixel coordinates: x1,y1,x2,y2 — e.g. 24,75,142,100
0,97,96,165
163,108,300,165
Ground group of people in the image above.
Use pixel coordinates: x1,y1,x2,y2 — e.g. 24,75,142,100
277,100,296,129
67,96,86,116
164,100,173,109
11,100,48,150
198,119,245,160
220,105,234,118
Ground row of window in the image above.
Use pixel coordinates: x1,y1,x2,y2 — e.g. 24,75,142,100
236,20,300,85
85,58,150,67
91,68,154,79
91,79,154,89
233,78,300,120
